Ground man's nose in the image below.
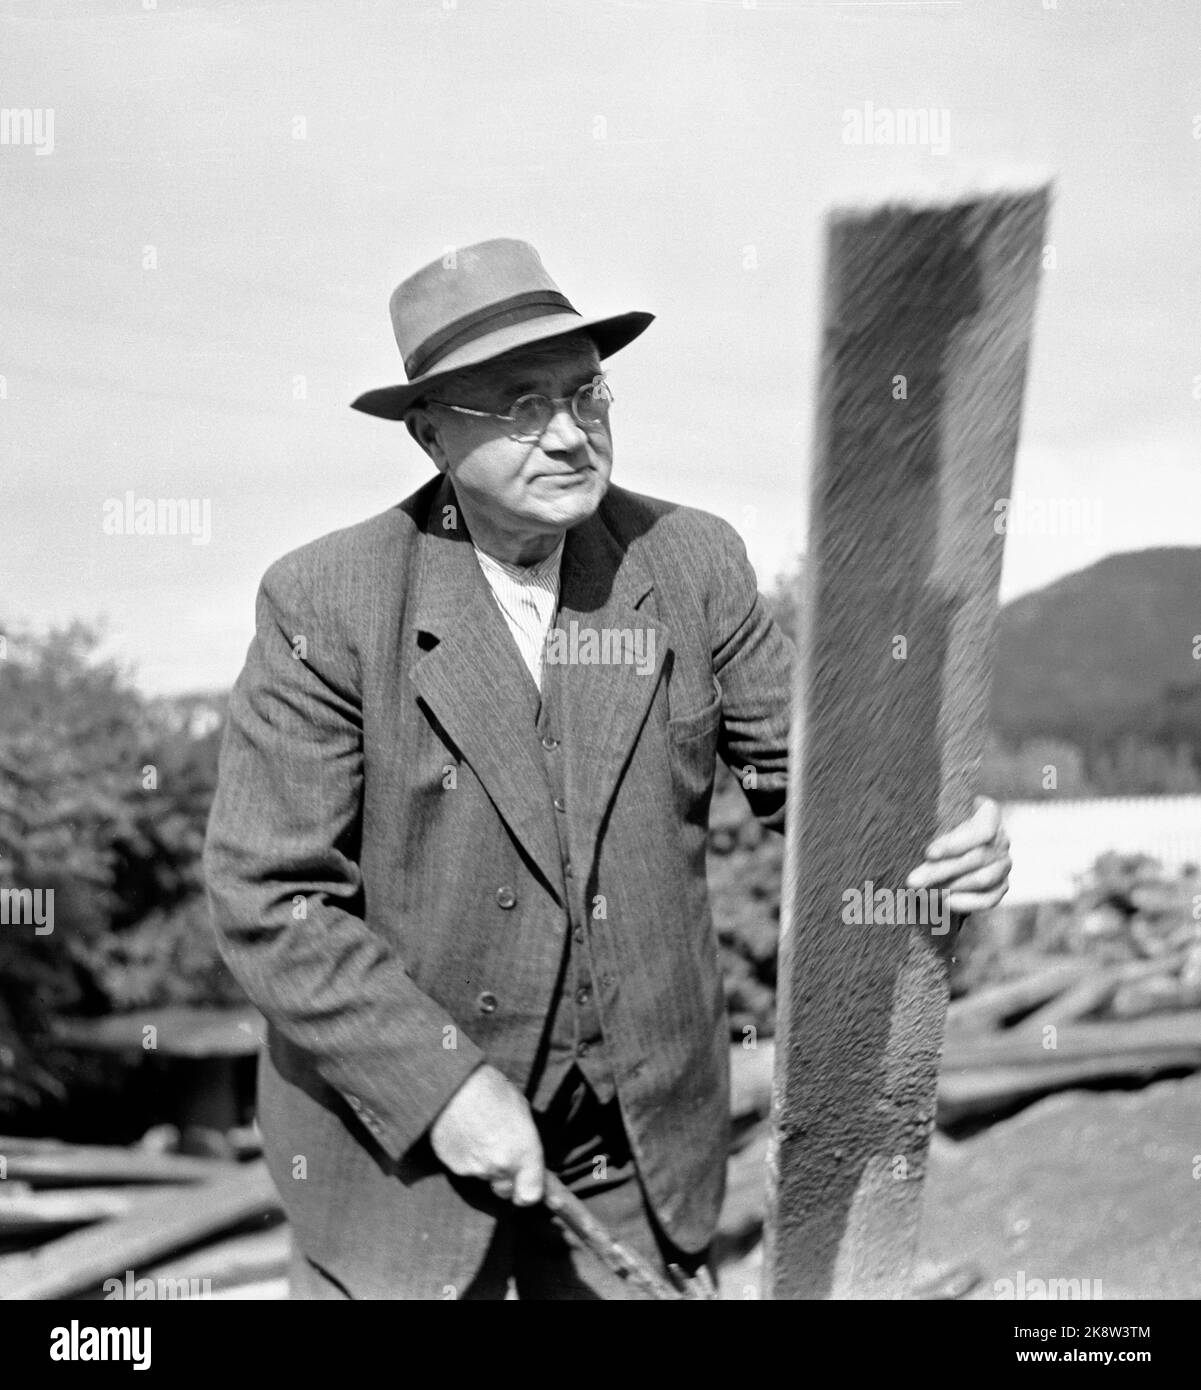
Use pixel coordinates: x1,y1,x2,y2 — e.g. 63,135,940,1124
538,403,588,453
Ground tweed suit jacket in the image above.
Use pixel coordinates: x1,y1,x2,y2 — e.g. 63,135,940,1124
203,470,791,1297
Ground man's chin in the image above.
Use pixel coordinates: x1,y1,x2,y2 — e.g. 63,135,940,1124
529,474,607,524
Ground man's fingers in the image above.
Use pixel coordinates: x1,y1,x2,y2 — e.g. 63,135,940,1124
923,796,1003,861
907,843,1005,889
947,883,1009,915
512,1151,545,1207
937,857,1011,895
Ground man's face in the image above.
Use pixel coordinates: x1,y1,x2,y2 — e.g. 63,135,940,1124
416,338,612,540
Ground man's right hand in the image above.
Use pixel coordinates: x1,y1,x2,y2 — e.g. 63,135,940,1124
428,1064,546,1205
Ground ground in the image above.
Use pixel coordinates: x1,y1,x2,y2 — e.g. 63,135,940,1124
719,1072,1201,1300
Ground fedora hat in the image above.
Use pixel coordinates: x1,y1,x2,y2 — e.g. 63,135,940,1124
350,238,654,421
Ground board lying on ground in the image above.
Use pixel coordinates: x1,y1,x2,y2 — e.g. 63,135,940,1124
0,1141,227,1187
133,1223,290,1297
944,962,1092,1032
0,1187,137,1240
0,1160,279,1300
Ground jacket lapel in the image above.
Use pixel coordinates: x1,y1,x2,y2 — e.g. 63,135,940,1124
552,505,670,888
408,475,670,901
409,477,563,898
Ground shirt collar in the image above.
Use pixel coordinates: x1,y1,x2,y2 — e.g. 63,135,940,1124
472,532,566,584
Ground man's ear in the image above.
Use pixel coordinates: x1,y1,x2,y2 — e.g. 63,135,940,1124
405,406,449,474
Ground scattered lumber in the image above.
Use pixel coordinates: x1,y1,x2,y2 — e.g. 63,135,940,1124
1016,951,1189,1031
0,1143,227,1188
210,1277,289,1300
945,961,1091,1032
943,1013,1201,1072
0,1187,135,1240
132,1223,289,1296
938,1054,1201,1124
938,1014,1201,1122
50,1006,264,1058
0,1160,279,1300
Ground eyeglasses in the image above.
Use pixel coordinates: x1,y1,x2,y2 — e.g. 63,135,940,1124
425,374,614,442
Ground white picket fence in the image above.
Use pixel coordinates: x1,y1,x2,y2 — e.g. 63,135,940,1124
1000,795,1201,905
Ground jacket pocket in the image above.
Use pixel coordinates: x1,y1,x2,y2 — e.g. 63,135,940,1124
667,675,722,744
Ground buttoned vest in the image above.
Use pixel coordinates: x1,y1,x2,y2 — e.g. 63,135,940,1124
526,638,616,1110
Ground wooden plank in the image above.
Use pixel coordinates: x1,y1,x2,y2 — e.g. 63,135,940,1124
0,1187,135,1239
0,1161,279,1300
938,1053,1201,1123
0,1144,227,1188
1016,953,1188,1030
943,1013,1201,1071
133,1225,289,1295
51,1006,264,1057
945,961,1091,1033
765,180,1049,1299
209,1277,288,1300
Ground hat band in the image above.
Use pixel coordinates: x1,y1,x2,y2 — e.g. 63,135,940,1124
405,290,577,380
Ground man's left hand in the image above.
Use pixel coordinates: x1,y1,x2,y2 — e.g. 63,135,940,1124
905,795,1011,915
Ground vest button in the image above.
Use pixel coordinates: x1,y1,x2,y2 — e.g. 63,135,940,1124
576,1041,591,1058
476,991,498,1014
573,926,586,944
575,985,591,1005
553,795,566,812
541,735,559,751
495,886,517,909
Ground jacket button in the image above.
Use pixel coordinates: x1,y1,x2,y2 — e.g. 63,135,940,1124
576,1041,591,1058
553,795,566,812
495,886,517,909
541,735,559,751
477,991,498,1014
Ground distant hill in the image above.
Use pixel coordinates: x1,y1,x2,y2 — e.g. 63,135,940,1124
991,547,1201,755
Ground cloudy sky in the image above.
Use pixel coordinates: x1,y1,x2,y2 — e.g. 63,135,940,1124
3,0,1198,693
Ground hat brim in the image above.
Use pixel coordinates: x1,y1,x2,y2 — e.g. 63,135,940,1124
349,310,654,422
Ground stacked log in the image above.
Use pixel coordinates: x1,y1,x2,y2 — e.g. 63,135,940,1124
0,1132,285,1300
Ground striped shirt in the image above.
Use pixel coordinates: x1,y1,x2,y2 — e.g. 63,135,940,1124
472,534,565,693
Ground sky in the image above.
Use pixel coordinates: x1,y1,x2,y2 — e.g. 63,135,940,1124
2,0,1199,694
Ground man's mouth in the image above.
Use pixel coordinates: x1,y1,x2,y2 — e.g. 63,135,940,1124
539,469,590,482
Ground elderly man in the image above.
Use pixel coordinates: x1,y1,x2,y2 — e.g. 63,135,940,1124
204,238,1011,1300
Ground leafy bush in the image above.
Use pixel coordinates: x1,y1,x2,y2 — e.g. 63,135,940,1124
0,624,238,1119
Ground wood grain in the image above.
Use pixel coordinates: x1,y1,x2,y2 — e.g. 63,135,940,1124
765,183,1049,1299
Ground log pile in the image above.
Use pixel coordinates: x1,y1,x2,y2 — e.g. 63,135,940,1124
0,1130,285,1300
717,868,1201,1294
940,857,1201,1122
